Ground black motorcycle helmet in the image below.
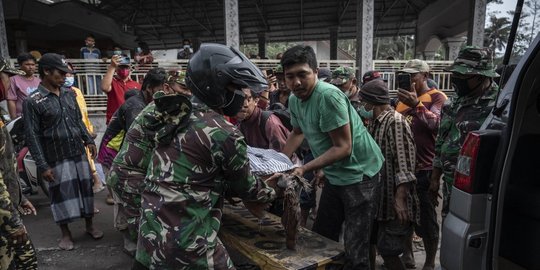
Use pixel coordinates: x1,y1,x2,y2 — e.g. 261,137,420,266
185,43,267,116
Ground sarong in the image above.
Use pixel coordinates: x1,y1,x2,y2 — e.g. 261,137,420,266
48,155,94,224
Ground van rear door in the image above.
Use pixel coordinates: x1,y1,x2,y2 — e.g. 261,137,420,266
486,33,540,270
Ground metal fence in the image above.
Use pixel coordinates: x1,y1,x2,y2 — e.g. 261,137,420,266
10,59,454,107
62,59,362,95
373,60,454,92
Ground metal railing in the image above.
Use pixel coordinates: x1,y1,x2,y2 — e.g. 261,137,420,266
65,59,361,96
10,59,454,110
373,60,454,92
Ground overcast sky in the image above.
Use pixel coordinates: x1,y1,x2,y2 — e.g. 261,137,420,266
488,0,533,24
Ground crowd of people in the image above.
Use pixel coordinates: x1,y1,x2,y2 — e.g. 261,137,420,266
0,34,501,270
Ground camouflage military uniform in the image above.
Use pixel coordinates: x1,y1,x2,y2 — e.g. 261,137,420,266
107,103,155,236
434,46,500,215
108,92,192,240
0,108,37,270
135,100,275,270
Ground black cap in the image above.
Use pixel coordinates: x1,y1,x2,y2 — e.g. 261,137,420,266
38,53,73,74
359,79,390,105
318,68,332,82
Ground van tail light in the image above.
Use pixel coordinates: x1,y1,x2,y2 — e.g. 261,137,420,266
455,132,481,193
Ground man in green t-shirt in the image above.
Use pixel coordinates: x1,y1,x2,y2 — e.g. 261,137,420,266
280,45,384,269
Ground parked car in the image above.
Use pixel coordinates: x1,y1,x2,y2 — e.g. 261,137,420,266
440,32,540,270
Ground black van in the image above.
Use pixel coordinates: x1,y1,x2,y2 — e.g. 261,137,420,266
440,33,540,270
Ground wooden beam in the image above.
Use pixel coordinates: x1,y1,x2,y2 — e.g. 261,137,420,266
169,1,214,35
375,0,400,35
300,0,304,41
199,0,218,41
338,0,352,25
402,0,421,13
254,0,269,31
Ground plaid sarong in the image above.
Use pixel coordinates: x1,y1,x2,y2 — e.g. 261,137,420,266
47,155,94,224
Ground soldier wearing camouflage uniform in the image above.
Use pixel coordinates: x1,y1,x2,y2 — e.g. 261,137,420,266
133,44,275,270
430,47,500,216
330,66,362,111
0,107,37,270
107,71,190,256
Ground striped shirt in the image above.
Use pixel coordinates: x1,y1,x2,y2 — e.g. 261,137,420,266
247,146,297,176
368,109,419,222
23,85,94,171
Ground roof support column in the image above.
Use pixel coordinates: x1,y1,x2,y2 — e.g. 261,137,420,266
467,0,487,47
355,0,374,77
330,27,339,60
0,0,9,59
258,33,267,59
444,37,465,60
224,0,239,50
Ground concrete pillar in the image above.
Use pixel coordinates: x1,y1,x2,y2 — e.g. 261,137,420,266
423,51,436,60
467,0,487,47
330,27,339,60
355,0,374,77
224,0,240,50
15,30,28,54
0,0,9,59
444,37,465,60
258,33,267,59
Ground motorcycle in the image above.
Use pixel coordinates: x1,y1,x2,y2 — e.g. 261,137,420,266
6,116,50,198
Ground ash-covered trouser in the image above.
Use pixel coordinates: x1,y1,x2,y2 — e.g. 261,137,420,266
312,173,381,270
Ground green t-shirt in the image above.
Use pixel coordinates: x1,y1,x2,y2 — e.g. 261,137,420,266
289,81,384,185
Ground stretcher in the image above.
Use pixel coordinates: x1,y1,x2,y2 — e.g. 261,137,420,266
220,203,344,270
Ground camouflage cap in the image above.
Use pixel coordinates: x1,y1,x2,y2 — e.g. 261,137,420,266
399,59,430,73
274,64,283,74
167,69,187,85
330,66,355,86
0,57,26,76
445,46,499,77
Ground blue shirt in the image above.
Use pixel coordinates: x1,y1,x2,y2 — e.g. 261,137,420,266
80,47,101,59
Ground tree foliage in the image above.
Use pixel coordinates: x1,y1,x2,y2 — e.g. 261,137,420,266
240,42,299,59
485,0,540,60
525,0,540,43
484,15,511,52
507,9,532,56
337,35,415,60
